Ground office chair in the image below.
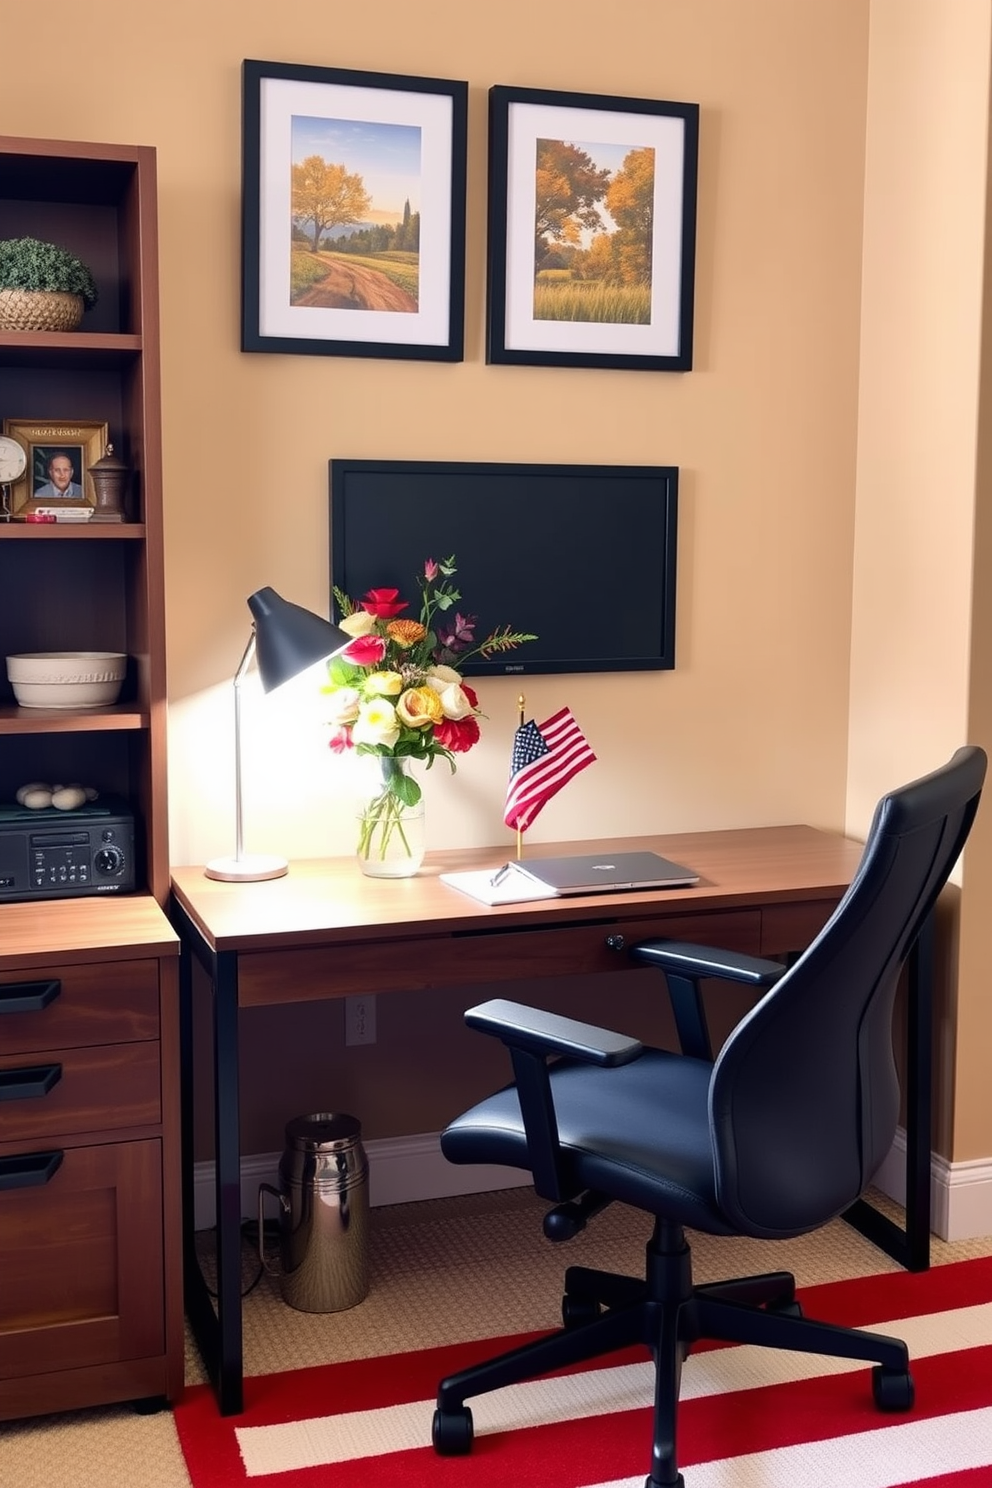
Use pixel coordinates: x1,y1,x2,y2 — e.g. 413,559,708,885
432,746,986,1488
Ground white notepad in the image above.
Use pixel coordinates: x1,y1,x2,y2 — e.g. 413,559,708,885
440,865,560,905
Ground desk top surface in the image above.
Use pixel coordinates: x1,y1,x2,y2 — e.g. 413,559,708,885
170,825,866,956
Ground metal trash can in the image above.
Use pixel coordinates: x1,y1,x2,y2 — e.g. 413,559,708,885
258,1111,369,1313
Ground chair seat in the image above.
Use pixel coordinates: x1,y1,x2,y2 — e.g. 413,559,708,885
442,1047,737,1234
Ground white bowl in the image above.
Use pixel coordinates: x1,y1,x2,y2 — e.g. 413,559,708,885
6,651,127,708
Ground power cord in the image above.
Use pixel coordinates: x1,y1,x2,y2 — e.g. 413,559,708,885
199,1218,282,1299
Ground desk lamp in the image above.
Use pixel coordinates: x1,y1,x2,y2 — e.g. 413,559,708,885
204,587,350,882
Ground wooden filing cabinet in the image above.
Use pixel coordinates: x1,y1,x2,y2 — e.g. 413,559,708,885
0,915,182,1421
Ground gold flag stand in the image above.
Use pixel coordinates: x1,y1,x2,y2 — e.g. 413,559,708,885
515,694,524,860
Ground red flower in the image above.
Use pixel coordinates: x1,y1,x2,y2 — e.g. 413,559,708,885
327,726,353,753
342,634,387,667
361,587,408,618
434,715,481,753
462,683,479,709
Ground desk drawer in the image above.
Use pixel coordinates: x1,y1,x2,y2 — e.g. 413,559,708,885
760,899,839,956
238,909,762,1005
0,1041,161,1142
0,962,160,1057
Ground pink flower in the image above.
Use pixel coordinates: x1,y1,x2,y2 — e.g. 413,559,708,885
327,726,353,753
361,587,408,618
342,634,387,667
424,558,439,581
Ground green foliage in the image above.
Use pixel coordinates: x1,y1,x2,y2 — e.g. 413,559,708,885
0,238,98,307
290,247,332,296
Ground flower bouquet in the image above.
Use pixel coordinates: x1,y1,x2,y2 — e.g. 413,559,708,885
326,556,536,874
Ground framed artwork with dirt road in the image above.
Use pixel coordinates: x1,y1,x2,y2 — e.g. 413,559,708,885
486,85,699,372
242,60,468,361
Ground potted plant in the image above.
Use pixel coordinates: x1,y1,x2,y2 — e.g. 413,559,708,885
0,237,98,331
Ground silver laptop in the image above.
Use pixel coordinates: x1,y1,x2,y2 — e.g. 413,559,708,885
511,850,700,896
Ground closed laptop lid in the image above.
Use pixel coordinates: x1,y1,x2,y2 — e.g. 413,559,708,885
514,850,699,895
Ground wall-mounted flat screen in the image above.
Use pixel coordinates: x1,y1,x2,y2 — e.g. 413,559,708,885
329,459,679,676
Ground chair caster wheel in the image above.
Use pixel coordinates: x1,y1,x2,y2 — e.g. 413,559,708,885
432,1405,474,1455
872,1365,914,1412
562,1293,601,1328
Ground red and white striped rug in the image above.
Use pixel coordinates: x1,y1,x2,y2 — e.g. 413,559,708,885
174,1256,992,1487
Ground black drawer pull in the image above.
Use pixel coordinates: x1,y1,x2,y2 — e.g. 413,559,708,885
0,1063,62,1100
0,1150,64,1190
0,980,61,1014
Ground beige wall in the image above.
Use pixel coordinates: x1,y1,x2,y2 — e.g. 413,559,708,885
4,2,989,1173
850,0,992,1161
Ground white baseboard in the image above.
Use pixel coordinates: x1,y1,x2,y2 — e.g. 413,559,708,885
193,1130,529,1232
194,1128,992,1243
870,1127,992,1242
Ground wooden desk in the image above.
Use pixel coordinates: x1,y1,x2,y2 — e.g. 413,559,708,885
171,825,932,1415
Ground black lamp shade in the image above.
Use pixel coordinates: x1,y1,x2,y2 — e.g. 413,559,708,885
248,586,350,692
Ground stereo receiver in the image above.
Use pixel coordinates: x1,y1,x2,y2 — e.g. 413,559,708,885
0,799,135,901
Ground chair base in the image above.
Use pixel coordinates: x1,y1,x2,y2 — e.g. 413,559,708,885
434,1218,913,1487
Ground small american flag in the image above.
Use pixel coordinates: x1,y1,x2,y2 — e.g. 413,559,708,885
503,706,596,832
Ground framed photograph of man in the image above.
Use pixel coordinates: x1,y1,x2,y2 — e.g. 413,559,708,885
2,419,107,514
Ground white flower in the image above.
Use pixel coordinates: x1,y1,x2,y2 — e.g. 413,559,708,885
324,686,361,725
434,681,476,720
338,610,376,638
352,698,400,749
426,664,463,687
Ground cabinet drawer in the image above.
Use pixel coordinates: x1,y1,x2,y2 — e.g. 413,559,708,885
0,1137,164,1382
0,960,159,1056
0,1041,160,1142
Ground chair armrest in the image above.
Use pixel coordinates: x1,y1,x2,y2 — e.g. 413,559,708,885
462,999,642,1204
628,939,787,1062
630,940,788,987
465,998,643,1066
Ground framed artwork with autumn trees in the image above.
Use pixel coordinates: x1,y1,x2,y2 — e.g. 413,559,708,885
241,59,468,360
486,85,699,371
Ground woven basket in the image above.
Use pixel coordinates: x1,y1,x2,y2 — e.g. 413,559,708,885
0,288,84,332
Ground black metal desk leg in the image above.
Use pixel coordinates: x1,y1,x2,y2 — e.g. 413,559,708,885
213,948,245,1413
842,914,933,1271
903,914,933,1270
174,893,247,1416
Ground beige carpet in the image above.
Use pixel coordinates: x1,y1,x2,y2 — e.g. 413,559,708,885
3,1188,991,1488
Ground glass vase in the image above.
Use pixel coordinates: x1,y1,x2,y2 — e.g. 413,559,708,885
355,755,425,878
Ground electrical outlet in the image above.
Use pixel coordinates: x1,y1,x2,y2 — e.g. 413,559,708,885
345,995,377,1046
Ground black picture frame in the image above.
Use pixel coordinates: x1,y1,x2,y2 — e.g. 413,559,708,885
242,59,468,361
486,84,699,371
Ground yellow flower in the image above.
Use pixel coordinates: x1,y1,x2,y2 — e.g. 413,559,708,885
365,670,403,697
396,686,444,729
387,618,427,648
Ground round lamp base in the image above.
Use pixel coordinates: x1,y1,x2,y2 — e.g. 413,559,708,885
204,853,288,883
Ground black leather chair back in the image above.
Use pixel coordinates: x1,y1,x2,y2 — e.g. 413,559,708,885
709,746,986,1239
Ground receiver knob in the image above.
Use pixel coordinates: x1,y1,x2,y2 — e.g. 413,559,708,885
94,846,124,876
